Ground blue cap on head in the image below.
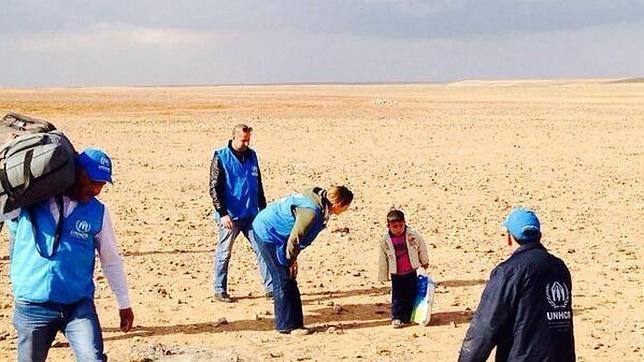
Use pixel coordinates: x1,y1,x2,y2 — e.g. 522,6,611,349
503,208,541,243
77,147,113,184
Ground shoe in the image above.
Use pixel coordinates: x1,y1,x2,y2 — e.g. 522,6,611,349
290,328,312,336
265,292,274,300
214,292,234,303
392,319,402,329
277,328,311,336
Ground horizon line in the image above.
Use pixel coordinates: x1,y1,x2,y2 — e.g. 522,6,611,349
1,76,643,90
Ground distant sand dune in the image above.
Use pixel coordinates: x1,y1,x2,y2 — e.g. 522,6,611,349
446,79,612,87
606,77,644,84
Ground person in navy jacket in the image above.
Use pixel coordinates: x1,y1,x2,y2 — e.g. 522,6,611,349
458,208,575,362
7,148,134,362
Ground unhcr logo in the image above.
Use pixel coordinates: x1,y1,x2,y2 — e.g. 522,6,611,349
546,310,571,321
98,156,111,172
76,220,91,233
545,281,572,323
546,281,570,309
71,219,91,240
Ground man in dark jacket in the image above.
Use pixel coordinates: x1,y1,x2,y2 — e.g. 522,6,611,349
458,208,575,362
209,124,271,302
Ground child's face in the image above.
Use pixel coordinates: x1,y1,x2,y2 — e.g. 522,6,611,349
388,220,406,236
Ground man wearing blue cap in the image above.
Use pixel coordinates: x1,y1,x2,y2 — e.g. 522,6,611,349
458,208,575,362
6,147,134,362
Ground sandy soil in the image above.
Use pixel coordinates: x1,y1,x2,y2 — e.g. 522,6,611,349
0,81,642,361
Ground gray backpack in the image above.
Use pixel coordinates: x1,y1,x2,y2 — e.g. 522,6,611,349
0,120,76,216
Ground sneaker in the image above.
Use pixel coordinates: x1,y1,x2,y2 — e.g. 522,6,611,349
289,328,312,336
265,292,274,300
214,292,234,303
277,328,311,336
392,319,402,329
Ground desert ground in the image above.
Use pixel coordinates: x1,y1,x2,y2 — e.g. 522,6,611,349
0,81,642,361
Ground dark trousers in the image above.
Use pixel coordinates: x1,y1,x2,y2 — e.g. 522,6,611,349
391,270,417,323
252,231,304,331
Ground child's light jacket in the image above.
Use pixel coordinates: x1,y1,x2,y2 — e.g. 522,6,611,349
378,226,430,282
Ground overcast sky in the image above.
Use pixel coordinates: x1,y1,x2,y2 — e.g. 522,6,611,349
1,0,643,87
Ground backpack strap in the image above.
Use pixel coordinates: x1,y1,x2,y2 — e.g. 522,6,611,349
17,149,34,194
0,148,34,199
30,195,65,259
0,162,14,198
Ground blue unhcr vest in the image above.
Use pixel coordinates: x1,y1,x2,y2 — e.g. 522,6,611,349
252,193,326,266
8,197,105,304
216,146,260,220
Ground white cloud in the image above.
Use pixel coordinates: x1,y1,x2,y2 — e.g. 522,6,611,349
358,0,467,16
18,23,209,52
1,2,643,86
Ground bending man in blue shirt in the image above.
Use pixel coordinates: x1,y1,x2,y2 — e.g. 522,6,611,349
252,186,353,334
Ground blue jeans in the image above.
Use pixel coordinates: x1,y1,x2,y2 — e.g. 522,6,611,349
252,233,304,331
213,216,272,294
12,298,106,362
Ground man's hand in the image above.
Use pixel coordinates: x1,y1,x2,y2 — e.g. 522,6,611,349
220,215,233,229
289,260,299,279
119,308,134,333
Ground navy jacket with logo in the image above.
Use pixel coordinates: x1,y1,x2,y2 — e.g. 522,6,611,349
458,242,575,362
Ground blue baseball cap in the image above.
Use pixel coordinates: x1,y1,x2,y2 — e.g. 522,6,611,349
77,147,113,183
503,208,541,243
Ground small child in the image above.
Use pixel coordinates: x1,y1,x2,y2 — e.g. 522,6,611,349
378,209,430,328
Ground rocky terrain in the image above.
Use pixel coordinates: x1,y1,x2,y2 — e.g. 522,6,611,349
0,81,642,361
